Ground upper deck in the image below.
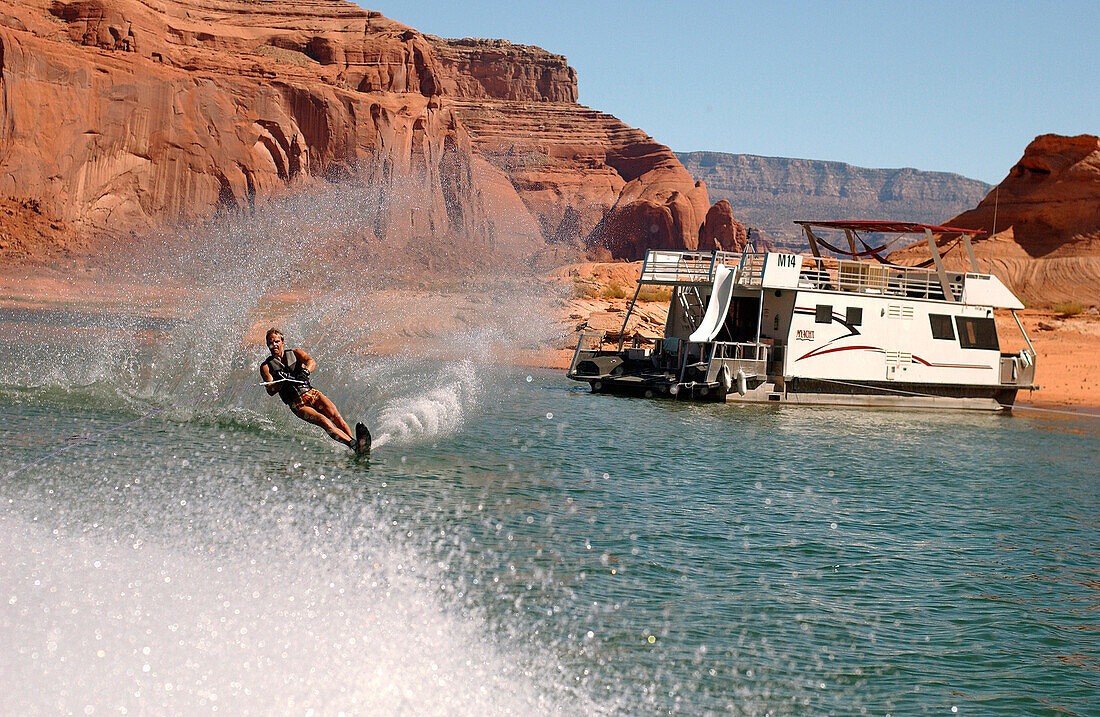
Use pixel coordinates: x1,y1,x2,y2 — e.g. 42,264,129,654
637,221,1023,309
641,249,959,299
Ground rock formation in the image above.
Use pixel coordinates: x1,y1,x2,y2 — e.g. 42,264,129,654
586,147,711,261
955,134,1100,306
890,134,1100,306
944,134,1099,253
698,200,748,252
678,152,992,248
0,0,529,258
428,38,577,103
0,0,717,266
444,95,714,259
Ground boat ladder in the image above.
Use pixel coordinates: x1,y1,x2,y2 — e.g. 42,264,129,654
677,286,706,332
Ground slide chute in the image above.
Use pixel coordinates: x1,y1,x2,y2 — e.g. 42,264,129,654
688,264,736,343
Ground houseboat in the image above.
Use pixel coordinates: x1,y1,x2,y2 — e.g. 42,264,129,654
567,221,1036,411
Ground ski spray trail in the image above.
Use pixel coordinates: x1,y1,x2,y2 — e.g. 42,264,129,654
0,177,620,713
370,361,482,449
1,178,562,441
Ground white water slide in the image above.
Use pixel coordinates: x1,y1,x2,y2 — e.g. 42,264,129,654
688,263,737,343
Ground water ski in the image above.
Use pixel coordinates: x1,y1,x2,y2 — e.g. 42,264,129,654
354,422,371,456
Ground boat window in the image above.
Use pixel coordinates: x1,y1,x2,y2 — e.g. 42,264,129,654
815,305,832,324
955,316,999,350
846,307,862,326
929,314,955,340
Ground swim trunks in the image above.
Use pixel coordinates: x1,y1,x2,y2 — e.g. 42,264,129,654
288,389,323,411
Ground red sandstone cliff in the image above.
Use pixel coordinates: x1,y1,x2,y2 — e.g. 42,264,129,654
946,134,1099,255
0,0,716,265
891,134,1100,305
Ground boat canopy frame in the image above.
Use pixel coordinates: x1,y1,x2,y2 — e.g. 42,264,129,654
796,220,988,304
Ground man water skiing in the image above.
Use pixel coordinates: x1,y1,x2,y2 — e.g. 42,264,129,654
259,328,369,453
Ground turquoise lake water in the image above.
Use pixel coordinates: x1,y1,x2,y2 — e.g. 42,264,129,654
2,350,1097,715
1,197,1097,714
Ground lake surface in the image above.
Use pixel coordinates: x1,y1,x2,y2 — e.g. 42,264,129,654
1,347,1097,715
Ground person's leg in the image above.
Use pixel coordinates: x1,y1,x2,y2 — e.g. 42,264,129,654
313,393,353,438
293,406,352,444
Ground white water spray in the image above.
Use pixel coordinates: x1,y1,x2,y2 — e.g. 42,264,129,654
371,361,482,449
0,468,606,715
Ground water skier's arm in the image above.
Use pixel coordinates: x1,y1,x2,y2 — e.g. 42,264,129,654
259,364,279,395
294,349,316,375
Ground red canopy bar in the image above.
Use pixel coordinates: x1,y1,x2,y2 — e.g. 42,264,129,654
794,220,985,235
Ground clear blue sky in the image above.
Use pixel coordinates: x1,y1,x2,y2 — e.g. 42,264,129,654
363,1,1098,184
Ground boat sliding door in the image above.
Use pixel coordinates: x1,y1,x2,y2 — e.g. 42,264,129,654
716,294,761,343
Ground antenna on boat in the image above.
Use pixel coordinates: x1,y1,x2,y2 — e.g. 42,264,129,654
989,186,999,273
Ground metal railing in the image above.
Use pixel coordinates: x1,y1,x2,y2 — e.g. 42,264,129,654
797,257,963,301
639,250,740,285
569,332,661,374
567,332,615,375
707,342,768,384
571,331,772,388
639,249,974,301
677,286,705,333
736,253,767,287
679,340,769,384
1000,351,1036,387
709,341,768,362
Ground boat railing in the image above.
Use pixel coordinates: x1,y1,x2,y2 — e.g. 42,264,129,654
736,253,767,287
999,351,1037,388
715,250,741,266
567,332,615,375
709,341,768,362
640,250,741,285
798,257,964,301
680,340,768,384
569,332,660,375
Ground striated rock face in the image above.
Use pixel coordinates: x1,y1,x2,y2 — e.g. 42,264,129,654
0,0,503,247
944,134,1099,255
889,134,1100,305
678,152,991,248
0,0,710,265
428,38,577,103
941,134,1100,305
447,97,711,260
699,199,747,252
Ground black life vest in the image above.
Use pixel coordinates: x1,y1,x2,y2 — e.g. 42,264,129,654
262,350,312,405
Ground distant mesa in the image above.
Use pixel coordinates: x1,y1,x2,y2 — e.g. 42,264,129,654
677,152,993,249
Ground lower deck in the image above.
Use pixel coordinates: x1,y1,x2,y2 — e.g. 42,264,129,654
583,370,1020,411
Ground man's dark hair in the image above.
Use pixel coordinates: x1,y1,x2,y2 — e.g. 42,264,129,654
265,328,283,344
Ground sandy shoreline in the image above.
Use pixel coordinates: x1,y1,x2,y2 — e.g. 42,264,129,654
3,263,1099,410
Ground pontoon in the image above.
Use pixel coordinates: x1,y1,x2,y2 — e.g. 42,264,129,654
567,221,1037,410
